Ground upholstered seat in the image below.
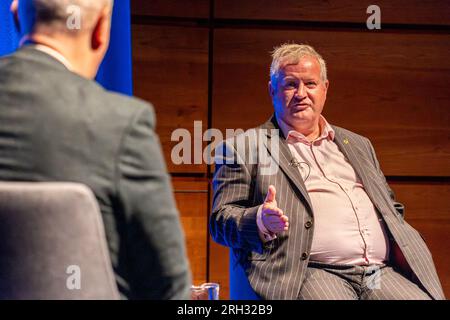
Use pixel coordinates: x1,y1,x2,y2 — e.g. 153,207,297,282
0,182,119,299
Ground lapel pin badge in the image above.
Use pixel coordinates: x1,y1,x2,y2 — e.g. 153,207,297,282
343,138,349,145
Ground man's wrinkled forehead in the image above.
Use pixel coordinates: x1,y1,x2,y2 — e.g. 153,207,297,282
277,58,321,79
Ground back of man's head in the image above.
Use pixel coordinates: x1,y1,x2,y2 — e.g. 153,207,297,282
16,0,110,35
12,0,114,79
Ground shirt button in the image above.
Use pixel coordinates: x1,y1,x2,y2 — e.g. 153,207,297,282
305,221,313,229
301,252,309,260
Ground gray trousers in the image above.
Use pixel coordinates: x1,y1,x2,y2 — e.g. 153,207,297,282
299,261,432,300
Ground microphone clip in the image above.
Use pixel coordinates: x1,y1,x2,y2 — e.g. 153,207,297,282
289,159,301,167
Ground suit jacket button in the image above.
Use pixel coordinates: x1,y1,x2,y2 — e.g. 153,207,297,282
301,252,309,260
305,221,313,229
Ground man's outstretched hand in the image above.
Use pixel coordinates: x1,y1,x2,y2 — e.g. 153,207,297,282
261,185,289,234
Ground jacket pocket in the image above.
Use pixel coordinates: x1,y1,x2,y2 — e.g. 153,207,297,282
248,251,268,261
248,245,273,261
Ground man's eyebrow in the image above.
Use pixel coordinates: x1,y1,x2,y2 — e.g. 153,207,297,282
282,76,298,80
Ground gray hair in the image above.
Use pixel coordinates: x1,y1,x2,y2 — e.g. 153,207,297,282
270,43,328,84
32,0,112,31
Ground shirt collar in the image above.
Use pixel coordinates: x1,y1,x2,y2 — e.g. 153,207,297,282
278,115,335,144
31,44,73,71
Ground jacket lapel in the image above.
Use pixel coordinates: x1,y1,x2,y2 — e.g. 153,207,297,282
332,127,393,218
260,116,314,215
333,128,371,185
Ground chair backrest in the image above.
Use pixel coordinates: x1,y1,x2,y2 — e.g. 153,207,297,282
229,250,261,300
0,182,120,299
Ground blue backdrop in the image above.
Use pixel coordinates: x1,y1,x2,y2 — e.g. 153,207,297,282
0,0,132,96
0,0,19,56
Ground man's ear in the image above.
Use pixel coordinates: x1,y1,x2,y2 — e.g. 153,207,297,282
10,0,21,34
268,81,275,98
91,7,111,51
10,0,18,16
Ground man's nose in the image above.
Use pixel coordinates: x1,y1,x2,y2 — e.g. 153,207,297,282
295,83,307,99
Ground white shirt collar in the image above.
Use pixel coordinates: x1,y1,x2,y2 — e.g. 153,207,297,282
31,44,73,71
278,115,335,143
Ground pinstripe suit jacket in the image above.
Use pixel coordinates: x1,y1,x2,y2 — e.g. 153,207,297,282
210,115,444,300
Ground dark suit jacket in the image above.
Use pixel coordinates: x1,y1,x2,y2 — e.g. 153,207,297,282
0,46,191,299
210,116,445,300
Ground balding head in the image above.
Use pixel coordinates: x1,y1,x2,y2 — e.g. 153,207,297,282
13,0,112,36
11,0,114,79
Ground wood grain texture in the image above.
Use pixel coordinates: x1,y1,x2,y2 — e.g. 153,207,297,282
215,0,450,26
212,28,450,176
209,238,230,299
131,0,209,18
130,2,450,299
207,181,231,299
132,24,209,173
172,177,209,287
390,181,450,298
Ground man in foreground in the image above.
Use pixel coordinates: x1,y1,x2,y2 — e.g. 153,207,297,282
0,0,191,299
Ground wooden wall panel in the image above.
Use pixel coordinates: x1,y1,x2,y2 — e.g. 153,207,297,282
132,24,209,173
212,28,450,177
131,0,209,18
208,181,230,299
173,178,209,287
390,181,450,297
130,1,450,300
209,239,230,299
215,0,450,26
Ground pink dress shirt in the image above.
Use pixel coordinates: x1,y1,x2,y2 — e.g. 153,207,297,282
257,116,390,265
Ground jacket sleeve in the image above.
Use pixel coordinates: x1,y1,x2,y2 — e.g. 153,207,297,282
209,139,264,254
365,138,405,218
116,105,191,299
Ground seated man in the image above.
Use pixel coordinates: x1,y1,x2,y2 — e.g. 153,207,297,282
210,43,444,300
0,0,191,299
